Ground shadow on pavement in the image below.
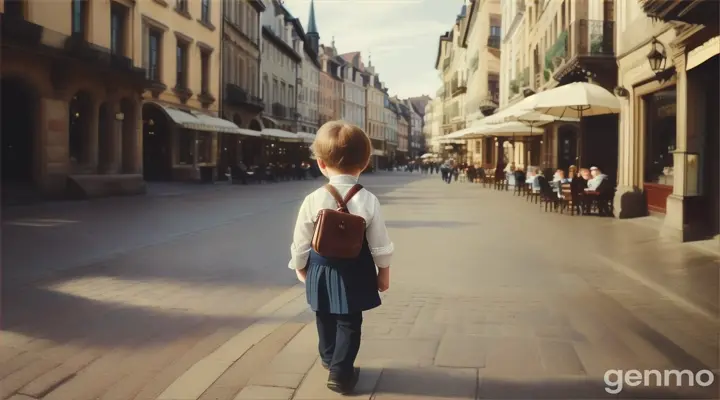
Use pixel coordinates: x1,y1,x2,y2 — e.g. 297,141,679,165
385,220,478,229
370,367,719,399
1,285,299,348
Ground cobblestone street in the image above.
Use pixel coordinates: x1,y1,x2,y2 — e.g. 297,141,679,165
2,173,718,399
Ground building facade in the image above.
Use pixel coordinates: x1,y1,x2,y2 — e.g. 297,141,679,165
1,0,149,199
297,0,321,133
220,0,265,171
319,43,343,121
396,100,410,162
463,0,501,166
137,0,226,182
261,0,301,132
614,0,718,242
338,52,367,130
363,61,387,169
384,94,399,166
405,97,428,159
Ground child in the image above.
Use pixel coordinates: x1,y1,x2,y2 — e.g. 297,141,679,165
288,121,393,394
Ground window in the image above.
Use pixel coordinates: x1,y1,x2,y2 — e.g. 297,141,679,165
200,50,210,93
475,140,482,153
197,132,213,163
147,29,162,81
178,131,194,164
201,0,210,23
272,78,278,103
644,87,677,186
176,0,188,12
71,0,88,37
110,2,127,56
176,41,189,88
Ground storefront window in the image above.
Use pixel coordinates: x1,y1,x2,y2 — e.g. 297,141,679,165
197,132,213,163
644,87,677,186
178,130,194,165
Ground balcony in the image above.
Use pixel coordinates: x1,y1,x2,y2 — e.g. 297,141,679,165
487,35,501,49
639,0,718,26
548,20,616,85
1,17,147,85
290,107,300,119
225,83,264,111
272,102,287,118
451,77,467,97
509,67,530,95
0,14,43,46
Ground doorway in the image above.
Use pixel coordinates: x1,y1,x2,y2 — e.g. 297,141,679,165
1,77,36,185
142,103,172,180
557,125,578,171
698,55,719,238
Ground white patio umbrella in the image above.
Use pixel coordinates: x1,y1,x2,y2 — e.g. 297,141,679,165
420,153,434,159
532,82,621,167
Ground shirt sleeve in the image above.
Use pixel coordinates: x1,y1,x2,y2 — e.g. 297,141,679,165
288,195,314,270
366,196,394,268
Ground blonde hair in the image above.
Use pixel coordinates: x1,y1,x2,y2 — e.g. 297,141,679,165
311,120,372,173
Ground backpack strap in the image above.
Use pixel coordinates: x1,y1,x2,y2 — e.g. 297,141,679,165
324,184,363,212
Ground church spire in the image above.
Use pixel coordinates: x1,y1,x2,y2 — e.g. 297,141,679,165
306,0,320,55
307,0,318,33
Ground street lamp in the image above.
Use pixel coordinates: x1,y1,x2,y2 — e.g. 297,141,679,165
647,38,667,75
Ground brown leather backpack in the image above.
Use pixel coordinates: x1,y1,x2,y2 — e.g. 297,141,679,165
311,184,366,259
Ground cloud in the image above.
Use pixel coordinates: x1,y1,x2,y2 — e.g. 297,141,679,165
279,0,466,98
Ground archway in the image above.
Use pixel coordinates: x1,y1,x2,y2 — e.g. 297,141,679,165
249,119,262,131
1,77,37,184
120,98,137,173
69,91,94,166
98,102,114,172
557,125,578,171
142,103,172,181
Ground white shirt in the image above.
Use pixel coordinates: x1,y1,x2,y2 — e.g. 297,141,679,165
288,174,394,270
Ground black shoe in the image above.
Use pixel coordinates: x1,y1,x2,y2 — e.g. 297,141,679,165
327,367,360,395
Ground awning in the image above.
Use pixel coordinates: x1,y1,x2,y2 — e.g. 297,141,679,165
149,102,253,135
296,132,316,144
261,129,302,142
261,115,281,128
191,112,261,136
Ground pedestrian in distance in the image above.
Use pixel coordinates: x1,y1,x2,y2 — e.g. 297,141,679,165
289,121,394,395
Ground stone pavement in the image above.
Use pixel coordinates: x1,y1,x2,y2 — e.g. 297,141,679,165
2,173,719,399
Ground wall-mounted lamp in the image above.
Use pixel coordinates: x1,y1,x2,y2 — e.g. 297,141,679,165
115,112,125,121
613,86,629,98
647,38,667,75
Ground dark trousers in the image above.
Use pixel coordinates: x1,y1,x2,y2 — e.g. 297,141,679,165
316,311,362,376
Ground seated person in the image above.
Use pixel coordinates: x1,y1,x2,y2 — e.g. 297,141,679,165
528,168,542,192
568,165,578,181
587,166,608,191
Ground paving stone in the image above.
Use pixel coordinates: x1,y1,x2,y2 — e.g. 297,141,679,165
248,372,305,389
537,340,586,375
372,367,477,400
293,360,381,400
234,385,294,400
434,335,487,368
355,339,439,366
198,322,305,400
483,338,544,377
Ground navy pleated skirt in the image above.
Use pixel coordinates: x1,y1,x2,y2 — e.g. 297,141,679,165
305,237,381,315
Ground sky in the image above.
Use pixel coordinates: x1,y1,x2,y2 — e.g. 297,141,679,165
280,0,467,99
